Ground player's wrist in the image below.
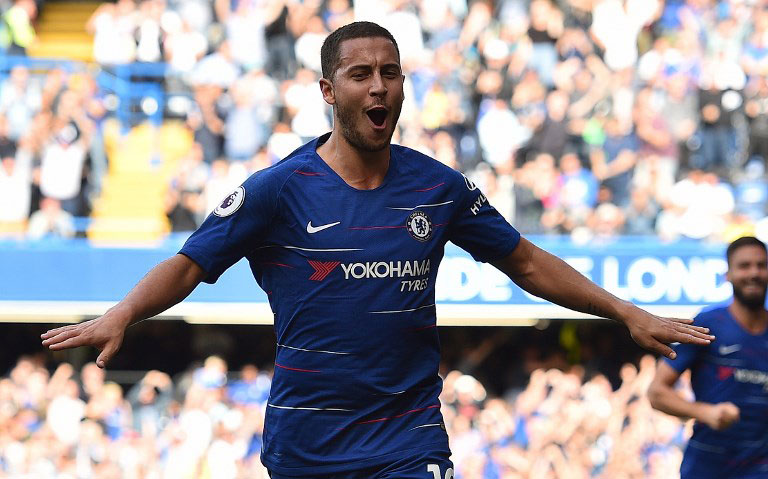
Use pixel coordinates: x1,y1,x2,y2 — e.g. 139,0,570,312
105,302,139,328
690,402,715,425
609,300,635,325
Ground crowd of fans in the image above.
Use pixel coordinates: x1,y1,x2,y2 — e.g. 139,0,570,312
0,353,693,479
2,0,768,242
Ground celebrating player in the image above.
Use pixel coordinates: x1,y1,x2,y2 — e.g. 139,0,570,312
43,22,713,478
649,236,768,479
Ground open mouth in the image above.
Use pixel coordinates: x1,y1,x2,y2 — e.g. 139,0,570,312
366,107,388,128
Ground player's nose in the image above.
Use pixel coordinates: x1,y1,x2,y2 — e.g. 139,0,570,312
369,72,387,96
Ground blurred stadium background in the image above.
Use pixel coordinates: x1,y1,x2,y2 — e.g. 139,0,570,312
1,0,766,477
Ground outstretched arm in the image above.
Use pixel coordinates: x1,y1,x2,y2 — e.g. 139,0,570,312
41,254,206,368
648,361,740,430
491,237,714,358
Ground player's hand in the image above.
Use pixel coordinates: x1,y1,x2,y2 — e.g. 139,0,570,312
622,309,714,360
700,402,740,430
41,310,130,368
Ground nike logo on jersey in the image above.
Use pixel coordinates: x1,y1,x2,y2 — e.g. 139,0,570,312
307,221,340,234
718,344,742,355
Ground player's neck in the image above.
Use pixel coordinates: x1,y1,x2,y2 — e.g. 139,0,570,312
316,131,390,190
729,301,768,335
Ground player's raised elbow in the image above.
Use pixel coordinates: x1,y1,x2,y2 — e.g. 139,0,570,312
646,380,664,410
647,375,679,413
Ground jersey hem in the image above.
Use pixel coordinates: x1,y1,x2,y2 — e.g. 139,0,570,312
261,440,451,476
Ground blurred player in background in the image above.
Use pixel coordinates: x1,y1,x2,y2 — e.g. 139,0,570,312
649,236,768,479
43,22,713,479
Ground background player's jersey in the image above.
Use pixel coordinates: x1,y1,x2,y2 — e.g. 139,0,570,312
666,306,768,473
180,133,520,475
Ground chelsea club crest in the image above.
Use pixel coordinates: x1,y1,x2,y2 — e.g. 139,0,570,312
406,211,433,242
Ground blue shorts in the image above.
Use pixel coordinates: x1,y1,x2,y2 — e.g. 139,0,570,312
269,450,454,479
681,445,768,479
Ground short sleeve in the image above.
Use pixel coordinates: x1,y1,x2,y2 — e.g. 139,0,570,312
179,168,283,283
446,172,520,263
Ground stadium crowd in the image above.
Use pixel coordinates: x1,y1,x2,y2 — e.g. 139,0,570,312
2,0,768,242
0,353,692,479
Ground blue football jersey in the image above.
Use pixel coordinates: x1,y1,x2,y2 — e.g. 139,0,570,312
666,306,768,474
179,134,521,475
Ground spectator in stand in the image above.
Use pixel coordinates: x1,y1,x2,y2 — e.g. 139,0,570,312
38,90,92,216
87,381,131,442
75,74,110,202
733,159,768,222
248,68,281,134
0,127,31,233
623,187,660,236
590,0,660,72
563,57,609,136
164,17,208,78
477,99,528,171
46,373,86,447
187,84,226,164
512,160,545,233
559,148,599,231
227,364,270,407
590,116,639,207
224,77,267,162
664,169,736,241
527,0,563,87
283,68,331,141
217,0,269,72
190,40,241,89
588,202,625,241
265,122,302,164
26,197,76,240
135,0,170,64
693,63,745,173
535,152,567,234
528,89,573,160
201,158,241,215
165,186,201,232
634,87,678,165
0,0,36,56
744,75,768,164
661,72,700,163
86,0,138,66
127,370,173,438
0,66,42,141
166,142,209,230
740,17,768,81
78,361,106,404
294,15,327,74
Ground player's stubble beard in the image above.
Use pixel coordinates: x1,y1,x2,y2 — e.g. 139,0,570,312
334,93,403,153
732,282,768,310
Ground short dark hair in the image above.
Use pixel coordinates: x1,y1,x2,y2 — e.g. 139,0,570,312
320,21,400,80
726,236,767,266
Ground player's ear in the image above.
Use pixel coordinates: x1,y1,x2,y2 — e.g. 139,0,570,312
319,77,336,106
